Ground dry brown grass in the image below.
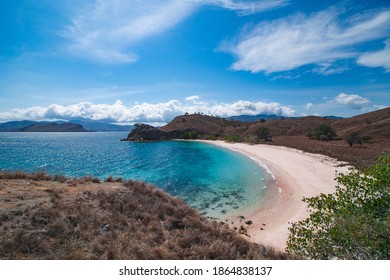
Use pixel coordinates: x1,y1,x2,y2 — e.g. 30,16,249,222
160,108,390,167
0,172,292,260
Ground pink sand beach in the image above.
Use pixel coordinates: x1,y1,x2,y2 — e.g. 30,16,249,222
201,140,353,251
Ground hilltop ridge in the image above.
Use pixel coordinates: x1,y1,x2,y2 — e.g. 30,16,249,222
126,108,390,166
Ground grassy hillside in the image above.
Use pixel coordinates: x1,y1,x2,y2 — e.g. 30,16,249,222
156,108,390,167
0,172,290,260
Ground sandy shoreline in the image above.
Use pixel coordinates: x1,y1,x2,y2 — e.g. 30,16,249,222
200,140,353,251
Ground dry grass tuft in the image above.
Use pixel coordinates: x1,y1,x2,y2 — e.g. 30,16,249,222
0,172,292,260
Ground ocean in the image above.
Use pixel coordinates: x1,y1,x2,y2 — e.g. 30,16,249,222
0,132,267,219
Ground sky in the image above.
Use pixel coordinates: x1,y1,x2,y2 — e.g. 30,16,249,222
0,0,389,124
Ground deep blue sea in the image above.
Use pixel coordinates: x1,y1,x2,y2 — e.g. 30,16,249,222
0,132,267,219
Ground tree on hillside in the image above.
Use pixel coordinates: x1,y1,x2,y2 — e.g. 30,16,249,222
307,124,337,141
224,135,242,143
286,155,390,259
253,127,272,142
181,130,199,139
345,132,363,147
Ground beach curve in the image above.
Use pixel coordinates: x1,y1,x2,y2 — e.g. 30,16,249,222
200,140,353,252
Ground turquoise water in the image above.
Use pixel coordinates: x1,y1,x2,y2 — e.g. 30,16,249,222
0,132,266,219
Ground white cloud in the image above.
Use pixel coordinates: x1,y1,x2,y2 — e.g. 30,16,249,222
334,93,369,109
305,102,313,110
0,98,295,123
357,39,390,71
63,0,288,63
312,63,350,75
221,8,390,73
185,95,200,101
192,0,289,16
64,0,195,63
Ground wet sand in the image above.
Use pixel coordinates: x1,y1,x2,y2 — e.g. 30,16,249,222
201,140,353,251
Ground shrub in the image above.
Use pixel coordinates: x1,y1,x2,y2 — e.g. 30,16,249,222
181,130,199,140
307,124,337,141
319,134,329,141
362,135,373,143
224,135,241,143
345,132,363,147
203,134,218,140
286,155,390,259
53,174,68,183
105,176,113,182
92,177,101,183
248,135,260,145
253,127,272,142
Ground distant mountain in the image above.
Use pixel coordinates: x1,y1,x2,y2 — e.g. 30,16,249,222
70,120,133,132
0,120,37,132
323,116,343,119
0,121,87,132
23,123,87,132
0,120,133,132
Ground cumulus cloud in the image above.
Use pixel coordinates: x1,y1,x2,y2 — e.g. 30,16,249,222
305,102,313,110
357,39,390,71
63,0,288,63
185,95,200,101
221,8,390,73
334,93,369,109
0,98,295,123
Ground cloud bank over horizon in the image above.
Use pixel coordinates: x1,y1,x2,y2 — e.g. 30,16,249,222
0,93,385,123
0,98,296,123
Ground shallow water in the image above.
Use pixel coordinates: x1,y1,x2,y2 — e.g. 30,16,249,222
0,132,267,219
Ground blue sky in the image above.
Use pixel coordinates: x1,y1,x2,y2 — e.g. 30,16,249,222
0,0,389,123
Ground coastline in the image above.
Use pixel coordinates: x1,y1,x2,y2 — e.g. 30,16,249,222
200,140,353,251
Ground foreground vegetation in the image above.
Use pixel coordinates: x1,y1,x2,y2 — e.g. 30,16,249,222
0,172,290,260
286,155,389,259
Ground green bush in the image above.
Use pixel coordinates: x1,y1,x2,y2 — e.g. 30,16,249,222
286,155,390,259
181,130,199,139
345,132,363,147
253,127,272,142
224,135,241,143
307,124,337,141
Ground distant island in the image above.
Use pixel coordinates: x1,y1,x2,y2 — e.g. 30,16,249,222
0,121,88,132
0,120,133,132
